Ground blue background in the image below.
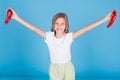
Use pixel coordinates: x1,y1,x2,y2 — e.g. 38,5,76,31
0,0,120,77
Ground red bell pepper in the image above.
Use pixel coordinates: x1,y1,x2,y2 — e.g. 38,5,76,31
5,9,13,24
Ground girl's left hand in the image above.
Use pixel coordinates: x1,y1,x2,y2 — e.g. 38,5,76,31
104,10,115,21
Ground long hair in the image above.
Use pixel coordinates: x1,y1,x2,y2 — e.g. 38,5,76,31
51,13,69,33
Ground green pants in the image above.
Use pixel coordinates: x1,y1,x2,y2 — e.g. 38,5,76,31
49,61,75,80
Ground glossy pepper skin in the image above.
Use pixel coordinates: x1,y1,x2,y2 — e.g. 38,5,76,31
5,9,13,24
107,10,117,28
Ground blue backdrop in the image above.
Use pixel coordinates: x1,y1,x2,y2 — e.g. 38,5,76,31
0,0,120,77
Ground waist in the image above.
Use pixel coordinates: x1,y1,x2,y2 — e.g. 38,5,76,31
50,53,71,64
51,61,72,66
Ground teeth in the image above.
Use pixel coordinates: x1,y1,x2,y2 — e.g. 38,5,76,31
57,29,61,31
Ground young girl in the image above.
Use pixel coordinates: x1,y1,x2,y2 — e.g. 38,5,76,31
8,8,112,80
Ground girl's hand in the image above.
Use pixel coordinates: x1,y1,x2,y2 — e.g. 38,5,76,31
104,11,114,21
6,8,18,20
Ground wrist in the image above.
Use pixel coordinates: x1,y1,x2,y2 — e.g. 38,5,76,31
13,15,19,21
103,16,109,22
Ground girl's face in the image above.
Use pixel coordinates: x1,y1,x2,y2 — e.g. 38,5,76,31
54,17,66,34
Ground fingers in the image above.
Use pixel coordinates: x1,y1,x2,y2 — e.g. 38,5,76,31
109,10,116,19
106,10,114,20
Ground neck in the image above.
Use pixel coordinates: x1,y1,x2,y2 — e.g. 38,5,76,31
55,32,65,38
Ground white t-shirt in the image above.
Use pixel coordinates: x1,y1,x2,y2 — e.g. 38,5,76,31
44,32,73,64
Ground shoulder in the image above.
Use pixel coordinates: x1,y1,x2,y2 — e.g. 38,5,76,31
65,32,73,41
45,31,54,40
46,31,54,34
46,31,54,37
66,32,73,36
44,32,54,43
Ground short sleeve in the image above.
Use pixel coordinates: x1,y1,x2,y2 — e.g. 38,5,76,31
66,32,74,43
44,32,53,44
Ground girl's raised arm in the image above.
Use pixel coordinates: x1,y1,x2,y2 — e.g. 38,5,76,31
9,8,46,38
73,11,113,39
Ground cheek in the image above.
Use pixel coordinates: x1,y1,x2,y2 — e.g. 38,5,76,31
63,25,67,30
54,26,57,30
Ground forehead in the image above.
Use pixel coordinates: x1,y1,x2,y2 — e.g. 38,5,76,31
55,17,65,23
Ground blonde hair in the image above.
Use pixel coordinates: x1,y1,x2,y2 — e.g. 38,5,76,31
51,13,69,33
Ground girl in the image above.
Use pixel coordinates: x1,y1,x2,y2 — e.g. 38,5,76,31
8,8,112,80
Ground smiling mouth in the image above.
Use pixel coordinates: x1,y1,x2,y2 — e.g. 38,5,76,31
56,28,62,31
